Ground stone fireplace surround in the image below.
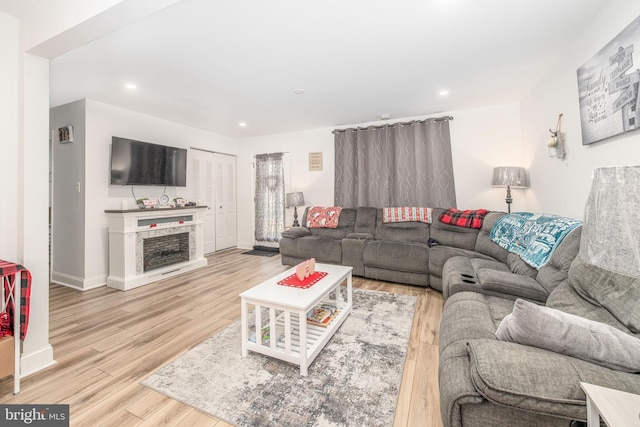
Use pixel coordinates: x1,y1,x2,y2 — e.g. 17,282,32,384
106,207,207,291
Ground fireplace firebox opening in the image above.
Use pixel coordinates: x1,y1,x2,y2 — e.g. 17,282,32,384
143,232,190,272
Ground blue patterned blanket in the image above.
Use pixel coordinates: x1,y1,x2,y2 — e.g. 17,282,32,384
489,212,582,269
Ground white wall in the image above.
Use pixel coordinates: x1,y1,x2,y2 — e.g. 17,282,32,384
237,103,525,248
521,0,640,220
0,12,19,262
84,100,238,287
51,100,86,288
20,53,56,376
237,128,334,249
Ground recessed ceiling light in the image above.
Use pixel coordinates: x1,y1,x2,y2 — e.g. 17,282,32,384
239,122,247,127
125,83,137,90
439,90,449,96
380,113,391,120
293,88,305,95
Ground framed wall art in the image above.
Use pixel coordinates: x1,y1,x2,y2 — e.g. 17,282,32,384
58,125,74,143
577,15,640,145
309,152,322,171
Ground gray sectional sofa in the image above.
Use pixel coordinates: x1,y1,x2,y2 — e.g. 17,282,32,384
280,207,580,294
280,205,640,426
281,166,640,427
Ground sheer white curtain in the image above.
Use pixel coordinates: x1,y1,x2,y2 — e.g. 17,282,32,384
254,153,285,242
334,117,456,208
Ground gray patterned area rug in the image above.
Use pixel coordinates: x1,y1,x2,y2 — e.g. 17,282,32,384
142,289,416,427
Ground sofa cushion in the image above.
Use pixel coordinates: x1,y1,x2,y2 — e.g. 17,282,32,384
430,208,479,250
429,245,496,283
474,212,508,263
470,258,509,272
281,227,311,238
506,253,538,278
354,207,377,235
467,339,640,420
295,236,342,264
477,270,548,302
373,209,429,243
535,226,582,295
363,240,429,274
572,256,640,334
496,299,640,372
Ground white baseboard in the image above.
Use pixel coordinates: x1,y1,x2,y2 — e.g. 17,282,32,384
51,271,107,291
236,241,254,250
51,271,84,290
21,344,56,378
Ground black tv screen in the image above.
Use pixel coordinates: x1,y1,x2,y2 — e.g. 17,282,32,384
110,137,187,186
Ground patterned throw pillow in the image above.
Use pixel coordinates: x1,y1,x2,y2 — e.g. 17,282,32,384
438,208,489,229
383,207,432,223
306,206,343,228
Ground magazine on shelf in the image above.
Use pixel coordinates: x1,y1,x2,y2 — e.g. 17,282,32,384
249,325,284,345
306,303,339,327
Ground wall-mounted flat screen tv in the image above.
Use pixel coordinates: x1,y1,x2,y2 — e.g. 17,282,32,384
110,137,187,186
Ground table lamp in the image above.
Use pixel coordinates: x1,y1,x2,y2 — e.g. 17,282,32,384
491,167,528,213
285,192,305,227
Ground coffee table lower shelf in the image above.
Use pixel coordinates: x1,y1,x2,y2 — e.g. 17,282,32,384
243,304,351,375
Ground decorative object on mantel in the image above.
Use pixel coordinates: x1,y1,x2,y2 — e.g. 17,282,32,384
58,125,74,143
136,198,158,209
491,167,528,213
577,14,640,145
158,194,170,206
285,192,305,227
547,113,566,159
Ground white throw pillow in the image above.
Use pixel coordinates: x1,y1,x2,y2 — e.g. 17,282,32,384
496,299,640,373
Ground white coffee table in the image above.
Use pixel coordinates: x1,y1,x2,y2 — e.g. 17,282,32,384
240,263,353,376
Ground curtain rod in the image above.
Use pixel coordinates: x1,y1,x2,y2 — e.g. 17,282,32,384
332,115,453,134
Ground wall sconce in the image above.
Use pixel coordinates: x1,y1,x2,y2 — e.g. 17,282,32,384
547,113,566,159
491,167,529,213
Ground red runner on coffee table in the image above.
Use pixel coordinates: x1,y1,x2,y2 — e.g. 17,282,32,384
277,271,328,289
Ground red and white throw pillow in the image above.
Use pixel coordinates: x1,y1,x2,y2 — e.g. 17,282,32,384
306,206,343,228
383,207,432,224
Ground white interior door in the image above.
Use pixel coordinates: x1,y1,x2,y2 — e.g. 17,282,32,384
189,149,216,254
214,153,237,251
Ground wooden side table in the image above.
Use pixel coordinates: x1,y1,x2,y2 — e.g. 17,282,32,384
581,382,640,426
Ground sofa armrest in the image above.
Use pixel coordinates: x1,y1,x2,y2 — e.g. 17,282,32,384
281,227,312,239
466,339,640,421
345,232,374,240
477,269,548,302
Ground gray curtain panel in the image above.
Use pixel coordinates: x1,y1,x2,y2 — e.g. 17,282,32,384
254,153,285,242
334,118,456,208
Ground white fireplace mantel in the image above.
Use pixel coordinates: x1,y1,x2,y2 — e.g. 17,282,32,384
105,207,208,291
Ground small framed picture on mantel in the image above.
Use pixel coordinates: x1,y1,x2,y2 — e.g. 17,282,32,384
58,125,74,143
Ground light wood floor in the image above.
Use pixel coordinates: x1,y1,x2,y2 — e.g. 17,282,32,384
0,249,444,427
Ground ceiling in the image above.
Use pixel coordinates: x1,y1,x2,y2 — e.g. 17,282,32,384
3,0,610,138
